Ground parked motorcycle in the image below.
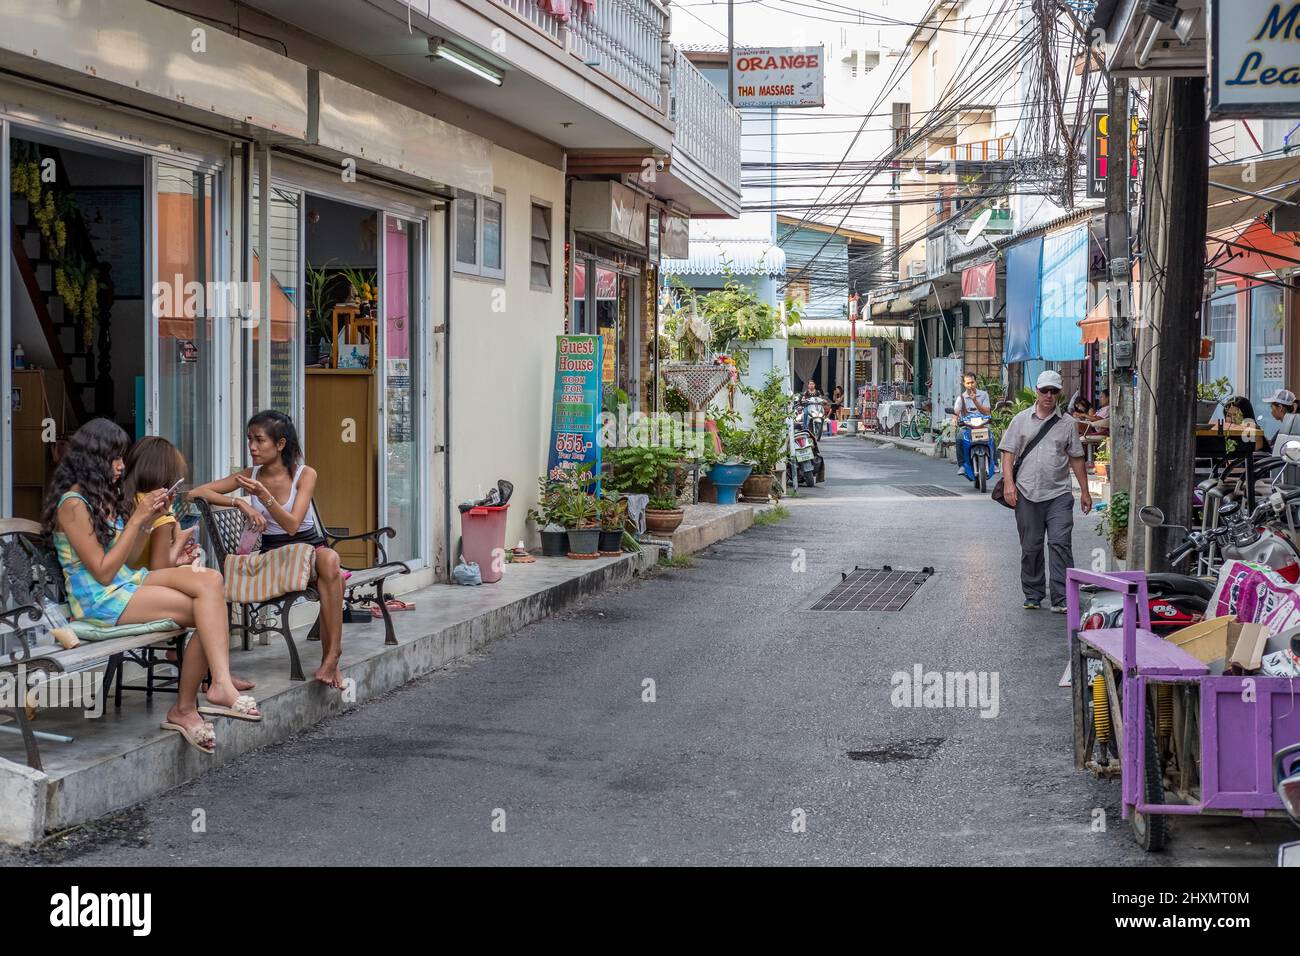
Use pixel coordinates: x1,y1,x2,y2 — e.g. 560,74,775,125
946,407,997,493
787,411,825,488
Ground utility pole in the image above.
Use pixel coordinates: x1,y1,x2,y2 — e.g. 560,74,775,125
1104,76,1134,502
727,0,735,106
1131,76,1210,571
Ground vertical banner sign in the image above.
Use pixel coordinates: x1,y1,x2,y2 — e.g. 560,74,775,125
547,335,603,483
961,262,996,301
1087,109,1140,198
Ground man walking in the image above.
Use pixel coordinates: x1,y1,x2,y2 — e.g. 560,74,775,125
1000,370,1092,612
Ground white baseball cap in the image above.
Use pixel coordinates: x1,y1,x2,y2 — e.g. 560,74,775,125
1265,388,1297,406
1036,370,1064,391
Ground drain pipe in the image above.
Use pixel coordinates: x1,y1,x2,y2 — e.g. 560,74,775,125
442,204,453,581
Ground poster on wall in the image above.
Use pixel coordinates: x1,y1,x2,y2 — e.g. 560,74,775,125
546,335,603,485
71,188,144,297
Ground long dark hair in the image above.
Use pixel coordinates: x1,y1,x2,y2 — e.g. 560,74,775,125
123,436,188,519
41,418,130,549
247,409,302,473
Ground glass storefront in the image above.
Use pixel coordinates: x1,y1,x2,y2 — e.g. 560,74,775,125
1250,285,1285,440
2,100,437,569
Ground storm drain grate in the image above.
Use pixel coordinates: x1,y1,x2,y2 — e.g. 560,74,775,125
893,484,960,498
810,565,934,612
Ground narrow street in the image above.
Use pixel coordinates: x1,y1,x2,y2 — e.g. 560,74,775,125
15,438,1287,866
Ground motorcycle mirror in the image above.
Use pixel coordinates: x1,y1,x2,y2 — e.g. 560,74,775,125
1280,771,1300,824
1283,440,1300,463
1137,505,1166,528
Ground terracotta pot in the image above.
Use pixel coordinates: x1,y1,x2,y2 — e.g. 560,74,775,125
1093,462,1108,479
741,473,774,502
644,507,685,535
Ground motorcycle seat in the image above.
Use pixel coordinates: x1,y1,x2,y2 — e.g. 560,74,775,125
1144,572,1215,600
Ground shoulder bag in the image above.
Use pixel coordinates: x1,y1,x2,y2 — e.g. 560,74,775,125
991,413,1063,510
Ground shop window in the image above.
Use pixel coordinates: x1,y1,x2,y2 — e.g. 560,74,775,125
453,188,505,280
1250,284,1285,440
787,278,811,307
1201,284,1237,394
530,202,552,291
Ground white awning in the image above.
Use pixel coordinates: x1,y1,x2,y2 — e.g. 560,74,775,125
662,239,787,277
786,317,913,341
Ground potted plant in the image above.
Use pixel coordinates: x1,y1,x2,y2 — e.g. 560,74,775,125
559,488,600,558
526,476,569,557
1197,376,1231,425
608,444,686,534
597,492,627,555
737,370,789,502
1092,440,1109,479
1097,490,1130,561
705,419,753,505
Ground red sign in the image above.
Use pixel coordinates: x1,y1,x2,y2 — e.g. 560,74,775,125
961,262,996,301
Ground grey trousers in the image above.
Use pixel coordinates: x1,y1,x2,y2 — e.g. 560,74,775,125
1014,491,1075,605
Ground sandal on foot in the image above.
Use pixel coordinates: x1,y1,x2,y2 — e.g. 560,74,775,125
198,694,262,722
161,720,216,754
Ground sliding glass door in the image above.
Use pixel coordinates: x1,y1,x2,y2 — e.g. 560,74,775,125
152,159,221,483
380,213,424,565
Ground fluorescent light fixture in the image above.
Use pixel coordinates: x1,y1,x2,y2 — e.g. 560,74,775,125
428,37,503,86
1140,0,1196,45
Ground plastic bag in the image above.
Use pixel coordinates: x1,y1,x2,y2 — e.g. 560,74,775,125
452,559,482,586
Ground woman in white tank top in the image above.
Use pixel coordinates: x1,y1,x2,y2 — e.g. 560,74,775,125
190,410,347,688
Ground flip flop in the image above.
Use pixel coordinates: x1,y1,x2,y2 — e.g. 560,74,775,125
161,720,216,754
371,598,415,618
198,694,262,722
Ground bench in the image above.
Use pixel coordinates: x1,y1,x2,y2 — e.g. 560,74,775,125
195,500,411,682
0,523,189,770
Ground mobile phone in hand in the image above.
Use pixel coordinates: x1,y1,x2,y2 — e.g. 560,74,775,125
166,477,184,497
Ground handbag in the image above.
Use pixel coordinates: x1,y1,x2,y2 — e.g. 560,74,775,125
991,413,1064,509
223,543,315,603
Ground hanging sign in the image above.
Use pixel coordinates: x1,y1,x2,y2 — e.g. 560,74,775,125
961,262,997,301
732,47,824,108
546,335,603,483
1086,108,1139,198
1210,1,1300,118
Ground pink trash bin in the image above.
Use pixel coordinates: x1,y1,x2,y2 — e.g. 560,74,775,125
460,504,509,583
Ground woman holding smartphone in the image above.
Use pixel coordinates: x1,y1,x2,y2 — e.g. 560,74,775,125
44,420,260,755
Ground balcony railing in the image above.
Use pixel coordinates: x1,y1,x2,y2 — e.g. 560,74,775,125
489,0,668,109
669,49,741,190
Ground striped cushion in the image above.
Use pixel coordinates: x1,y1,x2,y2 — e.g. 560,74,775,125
223,544,314,603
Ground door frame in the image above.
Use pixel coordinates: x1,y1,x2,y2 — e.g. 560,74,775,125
1,118,11,516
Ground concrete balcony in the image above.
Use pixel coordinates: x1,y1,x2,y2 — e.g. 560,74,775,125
666,49,742,218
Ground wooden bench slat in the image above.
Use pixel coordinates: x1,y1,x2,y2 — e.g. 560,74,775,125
1,629,185,672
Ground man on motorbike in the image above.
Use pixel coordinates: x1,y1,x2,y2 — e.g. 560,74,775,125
795,380,823,432
953,372,991,475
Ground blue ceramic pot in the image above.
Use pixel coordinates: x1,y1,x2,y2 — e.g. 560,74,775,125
708,463,753,505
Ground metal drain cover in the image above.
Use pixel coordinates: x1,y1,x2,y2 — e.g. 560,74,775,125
810,565,934,612
893,484,960,498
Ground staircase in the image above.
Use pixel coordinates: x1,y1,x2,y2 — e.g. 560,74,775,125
9,143,117,429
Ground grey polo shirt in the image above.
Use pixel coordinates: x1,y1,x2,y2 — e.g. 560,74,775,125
998,407,1084,502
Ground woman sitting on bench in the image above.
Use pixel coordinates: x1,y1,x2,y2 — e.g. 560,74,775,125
190,410,347,689
42,419,261,755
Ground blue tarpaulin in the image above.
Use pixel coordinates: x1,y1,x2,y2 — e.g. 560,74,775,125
1037,226,1088,361
1003,236,1042,364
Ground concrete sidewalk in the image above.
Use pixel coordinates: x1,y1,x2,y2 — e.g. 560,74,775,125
0,500,773,845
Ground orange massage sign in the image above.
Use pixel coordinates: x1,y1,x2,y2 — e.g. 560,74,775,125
731,47,825,109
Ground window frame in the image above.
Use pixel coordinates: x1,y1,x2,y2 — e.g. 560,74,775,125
453,188,506,280
529,198,553,292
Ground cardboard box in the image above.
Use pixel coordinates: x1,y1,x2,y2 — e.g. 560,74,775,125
1168,616,1271,673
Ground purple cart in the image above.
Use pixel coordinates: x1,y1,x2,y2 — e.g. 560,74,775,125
1066,568,1300,851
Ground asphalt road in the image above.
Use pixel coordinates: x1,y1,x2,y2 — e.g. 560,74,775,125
9,437,1289,865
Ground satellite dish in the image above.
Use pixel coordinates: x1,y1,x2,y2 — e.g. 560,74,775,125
963,208,994,246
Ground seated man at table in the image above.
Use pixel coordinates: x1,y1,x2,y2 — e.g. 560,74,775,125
1265,388,1299,451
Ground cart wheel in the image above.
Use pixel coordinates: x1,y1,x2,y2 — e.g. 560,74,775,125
1132,710,1169,852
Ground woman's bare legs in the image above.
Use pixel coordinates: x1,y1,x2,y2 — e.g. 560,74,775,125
313,547,345,688
118,568,257,716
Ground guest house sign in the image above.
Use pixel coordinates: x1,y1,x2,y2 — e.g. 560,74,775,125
1211,1,1300,117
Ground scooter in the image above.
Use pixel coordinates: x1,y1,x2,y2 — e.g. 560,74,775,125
787,414,825,488
947,407,997,494
795,395,829,439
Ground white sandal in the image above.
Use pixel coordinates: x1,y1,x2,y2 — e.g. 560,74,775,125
161,720,216,753
198,694,262,722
